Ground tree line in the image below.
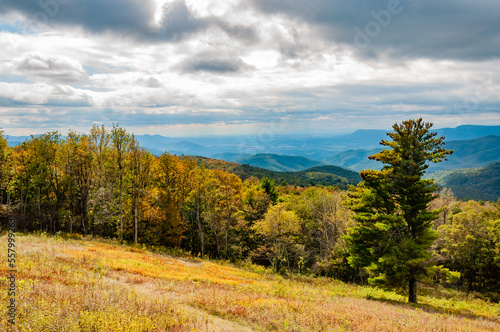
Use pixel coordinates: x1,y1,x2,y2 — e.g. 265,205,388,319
0,122,499,301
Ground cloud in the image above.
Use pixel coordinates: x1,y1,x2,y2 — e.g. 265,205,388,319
139,76,161,88
1,0,500,136
250,0,500,61
150,1,206,41
180,53,252,73
1,0,154,34
0,0,257,44
0,82,93,106
8,52,88,83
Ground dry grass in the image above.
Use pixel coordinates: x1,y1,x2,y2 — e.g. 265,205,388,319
1,234,499,331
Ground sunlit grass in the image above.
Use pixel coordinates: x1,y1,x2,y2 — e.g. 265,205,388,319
1,233,499,331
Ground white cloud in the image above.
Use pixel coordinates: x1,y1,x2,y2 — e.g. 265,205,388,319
0,0,499,136
6,52,87,83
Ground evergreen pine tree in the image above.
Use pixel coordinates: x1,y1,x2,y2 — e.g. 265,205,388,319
345,118,453,303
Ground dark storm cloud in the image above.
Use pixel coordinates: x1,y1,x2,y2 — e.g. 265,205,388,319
251,0,500,61
1,0,256,43
180,53,251,73
1,0,154,34
154,1,205,41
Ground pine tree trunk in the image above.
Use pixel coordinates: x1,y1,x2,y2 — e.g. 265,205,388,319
409,277,417,303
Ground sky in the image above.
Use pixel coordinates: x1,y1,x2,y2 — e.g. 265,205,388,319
0,0,499,137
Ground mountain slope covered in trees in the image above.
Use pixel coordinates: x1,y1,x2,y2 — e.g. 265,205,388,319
182,156,361,189
430,162,500,201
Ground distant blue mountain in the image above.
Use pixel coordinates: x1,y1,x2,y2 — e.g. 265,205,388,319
235,153,326,172
5,125,499,169
211,152,252,162
435,125,500,141
324,135,500,172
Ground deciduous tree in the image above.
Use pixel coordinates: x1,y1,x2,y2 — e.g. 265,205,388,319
110,124,131,241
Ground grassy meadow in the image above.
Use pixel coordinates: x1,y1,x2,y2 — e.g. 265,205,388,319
1,233,499,331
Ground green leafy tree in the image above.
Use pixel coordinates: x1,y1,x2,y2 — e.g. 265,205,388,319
437,201,499,291
345,118,452,303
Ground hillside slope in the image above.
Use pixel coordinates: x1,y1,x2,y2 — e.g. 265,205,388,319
2,234,498,331
430,162,500,201
183,156,361,189
437,135,500,170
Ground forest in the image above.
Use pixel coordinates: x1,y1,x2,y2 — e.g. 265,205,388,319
0,123,499,299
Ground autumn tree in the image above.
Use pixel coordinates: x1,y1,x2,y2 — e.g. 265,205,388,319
110,124,131,241
293,187,350,259
0,131,11,224
0,131,10,199
128,134,152,243
9,144,30,226
291,187,352,276
429,188,457,229
252,203,302,272
345,118,453,303
63,132,93,234
238,177,272,257
186,166,209,257
88,125,114,236
25,132,65,233
202,169,242,259
216,170,242,259
155,153,185,247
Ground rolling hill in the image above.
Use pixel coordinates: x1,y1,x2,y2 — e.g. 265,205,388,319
429,162,500,201
435,135,500,170
324,148,382,171
4,234,497,331
236,153,326,172
182,156,361,189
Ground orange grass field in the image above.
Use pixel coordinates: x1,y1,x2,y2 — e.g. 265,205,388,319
1,233,499,331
